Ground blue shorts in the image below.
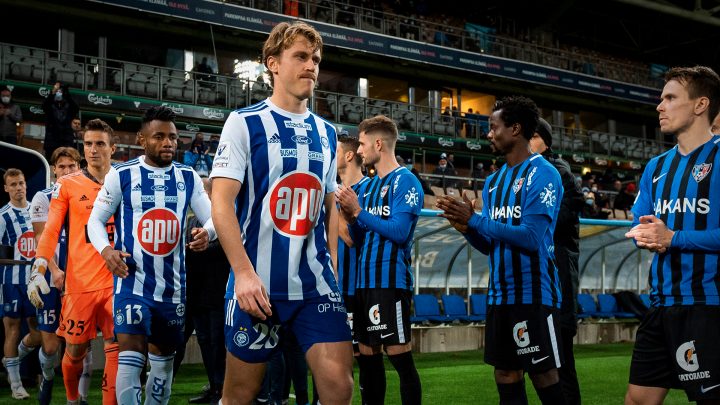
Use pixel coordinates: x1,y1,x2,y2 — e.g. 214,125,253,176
2,284,36,319
224,293,351,363
113,294,185,346
37,287,61,333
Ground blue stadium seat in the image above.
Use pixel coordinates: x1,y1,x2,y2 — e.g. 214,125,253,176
639,293,651,309
577,293,599,318
597,294,637,318
441,294,484,322
411,294,449,323
469,293,487,322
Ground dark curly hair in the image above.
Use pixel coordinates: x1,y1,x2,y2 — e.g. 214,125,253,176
492,96,539,141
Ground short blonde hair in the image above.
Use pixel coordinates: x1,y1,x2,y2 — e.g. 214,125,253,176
262,21,323,87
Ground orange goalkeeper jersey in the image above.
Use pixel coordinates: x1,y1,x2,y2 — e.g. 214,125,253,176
36,170,115,293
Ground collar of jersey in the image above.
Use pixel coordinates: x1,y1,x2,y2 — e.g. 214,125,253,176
139,155,173,172
265,98,311,121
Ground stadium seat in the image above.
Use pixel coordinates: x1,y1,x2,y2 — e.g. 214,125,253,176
596,294,637,318
469,293,487,322
577,293,599,318
411,294,449,323
639,293,651,309
441,294,483,322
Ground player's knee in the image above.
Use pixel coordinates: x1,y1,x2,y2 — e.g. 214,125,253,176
494,369,524,384
528,368,559,388
319,372,353,404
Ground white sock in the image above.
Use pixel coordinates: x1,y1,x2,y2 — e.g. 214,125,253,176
2,356,22,387
17,339,34,361
117,351,145,405
79,347,93,399
143,353,175,405
38,349,58,381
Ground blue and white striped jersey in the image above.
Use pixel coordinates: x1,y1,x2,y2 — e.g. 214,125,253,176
210,99,339,301
632,135,720,306
338,176,370,296
0,202,34,285
89,156,213,304
30,188,68,284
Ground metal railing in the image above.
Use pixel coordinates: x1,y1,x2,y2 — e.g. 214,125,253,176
1,42,671,161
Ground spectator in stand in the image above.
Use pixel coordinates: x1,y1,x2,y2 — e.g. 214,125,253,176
193,57,214,84
613,182,636,212
42,82,78,161
471,162,486,191
452,106,460,136
184,132,212,176
446,153,456,169
432,153,458,189
465,108,478,138
0,87,22,145
408,158,434,196
581,189,609,219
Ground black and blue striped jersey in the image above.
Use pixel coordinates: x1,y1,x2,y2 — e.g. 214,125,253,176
632,135,720,306
352,166,423,290
338,176,370,296
466,154,563,308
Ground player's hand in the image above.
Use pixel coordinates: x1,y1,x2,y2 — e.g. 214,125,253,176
235,269,272,320
187,227,209,252
101,247,131,278
335,185,361,223
51,269,65,290
625,215,674,250
27,258,51,309
436,193,475,227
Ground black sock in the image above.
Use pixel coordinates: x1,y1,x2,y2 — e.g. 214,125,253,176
388,352,421,405
536,382,567,405
357,353,385,405
356,357,367,405
496,380,528,405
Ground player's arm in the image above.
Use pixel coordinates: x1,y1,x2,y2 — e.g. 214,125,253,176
325,193,338,277
212,177,271,320
87,168,129,277
338,205,353,247
187,172,216,252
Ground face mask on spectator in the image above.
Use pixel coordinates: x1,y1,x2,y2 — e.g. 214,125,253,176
586,198,595,206
55,91,63,101
439,164,446,169
1,96,9,104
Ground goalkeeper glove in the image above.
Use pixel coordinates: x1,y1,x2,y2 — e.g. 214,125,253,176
27,258,51,309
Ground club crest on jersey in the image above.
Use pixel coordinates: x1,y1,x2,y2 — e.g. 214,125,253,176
692,163,712,182
380,185,390,198
234,330,249,347
136,208,181,257
268,172,324,238
177,182,186,191
320,136,329,149
17,231,35,259
540,183,556,208
512,178,525,194
176,303,185,317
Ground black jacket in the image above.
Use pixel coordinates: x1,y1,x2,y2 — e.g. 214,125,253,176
42,85,79,144
185,216,230,311
544,151,583,330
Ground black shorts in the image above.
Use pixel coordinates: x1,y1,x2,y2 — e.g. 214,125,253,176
354,288,412,347
343,293,359,353
629,306,720,401
484,304,563,373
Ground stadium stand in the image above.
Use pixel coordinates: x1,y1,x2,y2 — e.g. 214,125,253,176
469,293,488,322
596,294,637,319
411,294,451,324
577,293,601,319
441,294,484,323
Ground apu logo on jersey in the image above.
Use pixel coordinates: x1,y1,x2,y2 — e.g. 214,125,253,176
512,178,525,194
513,321,530,348
692,163,712,182
676,341,699,372
268,172,324,238
137,208,181,256
17,230,36,259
